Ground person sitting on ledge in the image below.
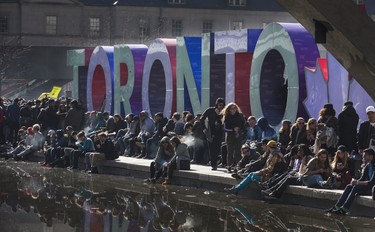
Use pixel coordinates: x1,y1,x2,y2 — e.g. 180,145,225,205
231,143,260,180
325,148,375,215
302,149,332,189
161,136,191,185
145,136,174,183
86,132,116,174
224,146,285,195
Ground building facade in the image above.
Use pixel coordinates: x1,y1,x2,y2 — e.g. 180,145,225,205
0,0,374,98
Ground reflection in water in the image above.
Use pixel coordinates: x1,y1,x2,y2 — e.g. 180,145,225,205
0,162,374,232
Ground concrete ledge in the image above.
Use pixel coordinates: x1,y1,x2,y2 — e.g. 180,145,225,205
98,157,375,216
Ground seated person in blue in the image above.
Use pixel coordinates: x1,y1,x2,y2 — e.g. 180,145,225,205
325,148,375,215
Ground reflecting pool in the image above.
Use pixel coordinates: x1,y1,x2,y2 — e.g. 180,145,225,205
0,161,374,232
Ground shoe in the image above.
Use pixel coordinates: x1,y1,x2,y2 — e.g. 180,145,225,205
135,142,145,149
332,208,348,216
261,190,271,196
135,154,144,159
90,167,98,174
38,161,45,165
223,186,238,195
322,177,333,189
324,206,337,213
227,166,232,173
190,160,197,164
231,173,245,180
211,167,217,171
162,178,171,185
81,169,89,173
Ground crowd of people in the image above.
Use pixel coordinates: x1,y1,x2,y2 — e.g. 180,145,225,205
0,96,374,216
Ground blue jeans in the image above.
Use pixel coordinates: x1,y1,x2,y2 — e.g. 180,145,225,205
235,172,261,191
304,174,325,188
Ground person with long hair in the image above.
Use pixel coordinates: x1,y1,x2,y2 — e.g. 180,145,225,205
330,145,352,189
145,136,174,183
317,104,339,156
306,118,317,147
278,119,292,153
303,149,332,188
161,136,190,185
221,102,245,173
262,144,313,198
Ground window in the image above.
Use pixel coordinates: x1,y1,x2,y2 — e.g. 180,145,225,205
228,0,246,6
231,21,243,30
168,0,186,4
172,19,182,36
46,16,57,34
0,16,8,33
139,19,150,40
89,17,100,37
202,20,213,33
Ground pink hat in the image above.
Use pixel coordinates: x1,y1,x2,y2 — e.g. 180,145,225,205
27,127,34,135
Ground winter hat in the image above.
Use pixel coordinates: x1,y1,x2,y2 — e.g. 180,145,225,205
337,145,347,153
344,101,353,107
323,103,334,110
27,127,34,135
215,98,225,107
364,148,375,157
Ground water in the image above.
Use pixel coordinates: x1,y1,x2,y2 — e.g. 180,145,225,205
0,161,374,232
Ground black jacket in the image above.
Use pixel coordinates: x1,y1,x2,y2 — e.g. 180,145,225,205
97,139,116,160
338,106,359,151
358,121,373,151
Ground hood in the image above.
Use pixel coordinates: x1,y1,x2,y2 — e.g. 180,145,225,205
257,117,269,130
56,129,64,139
342,105,358,116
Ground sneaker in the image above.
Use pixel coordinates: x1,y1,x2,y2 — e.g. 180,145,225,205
211,167,217,171
223,186,238,195
162,178,171,185
226,166,232,173
324,206,338,213
136,154,145,159
332,208,348,216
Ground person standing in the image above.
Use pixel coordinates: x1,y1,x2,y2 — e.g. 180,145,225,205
5,98,20,145
200,98,225,170
222,102,245,173
338,101,359,153
358,106,375,153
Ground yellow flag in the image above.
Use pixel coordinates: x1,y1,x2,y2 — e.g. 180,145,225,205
37,86,62,100
48,86,62,99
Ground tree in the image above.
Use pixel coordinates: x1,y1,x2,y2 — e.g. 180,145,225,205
0,36,30,96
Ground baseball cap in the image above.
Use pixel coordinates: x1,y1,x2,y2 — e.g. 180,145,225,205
48,130,56,135
366,106,375,114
